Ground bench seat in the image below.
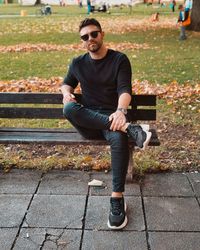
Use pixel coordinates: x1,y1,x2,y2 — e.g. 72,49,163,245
0,127,160,146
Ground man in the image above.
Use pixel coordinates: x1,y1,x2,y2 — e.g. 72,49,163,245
184,0,192,26
61,18,151,230
184,0,193,11
177,4,189,40
44,4,52,15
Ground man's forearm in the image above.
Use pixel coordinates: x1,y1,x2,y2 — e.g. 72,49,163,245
61,85,76,104
117,93,131,109
109,92,131,131
61,85,74,96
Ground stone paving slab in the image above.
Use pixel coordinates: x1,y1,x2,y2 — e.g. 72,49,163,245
0,194,32,227
0,228,18,250
144,197,200,231
149,232,200,250
24,195,86,229
13,228,82,250
142,173,194,197
1,170,200,250
82,231,147,250
85,196,145,231
37,170,90,195
0,169,42,194
90,172,140,196
186,172,200,197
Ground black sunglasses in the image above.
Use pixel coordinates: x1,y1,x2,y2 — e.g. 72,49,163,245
80,30,101,41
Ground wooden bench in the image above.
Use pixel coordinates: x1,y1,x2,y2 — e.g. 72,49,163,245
0,92,160,180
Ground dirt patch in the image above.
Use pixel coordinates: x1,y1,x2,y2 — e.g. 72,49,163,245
155,121,200,171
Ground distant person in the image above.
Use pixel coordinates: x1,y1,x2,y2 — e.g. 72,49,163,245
184,0,193,12
177,4,189,40
160,0,166,7
45,4,52,15
87,0,91,14
98,3,107,12
60,0,65,6
184,0,193,22
128,0,133,13
170,0,176,12
151,12,159,22
147,0,153,6
79,0,83,8
77,0,83,8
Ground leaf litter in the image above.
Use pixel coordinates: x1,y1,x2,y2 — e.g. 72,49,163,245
0,42,150,53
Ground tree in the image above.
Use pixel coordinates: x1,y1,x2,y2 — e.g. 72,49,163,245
188,0,200,31
35,0,41,5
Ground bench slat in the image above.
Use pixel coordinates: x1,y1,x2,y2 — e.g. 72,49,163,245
130,95,156,107
0,93,156,106
0,107,156,120
0,107,64,119
0,129,160,146
128,109,156,121
0,127,76,133
0,93,63,104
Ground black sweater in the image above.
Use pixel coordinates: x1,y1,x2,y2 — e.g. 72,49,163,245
63,49,132,110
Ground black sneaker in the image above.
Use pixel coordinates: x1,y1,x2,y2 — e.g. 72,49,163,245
126,124,152,150
107,196,127,230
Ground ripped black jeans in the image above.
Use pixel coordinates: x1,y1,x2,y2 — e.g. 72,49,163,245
63,102,129,192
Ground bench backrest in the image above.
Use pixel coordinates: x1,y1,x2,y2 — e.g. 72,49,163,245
0,93,156,121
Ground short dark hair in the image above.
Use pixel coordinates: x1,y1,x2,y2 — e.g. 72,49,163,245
79,18,102,32
178,4,183,10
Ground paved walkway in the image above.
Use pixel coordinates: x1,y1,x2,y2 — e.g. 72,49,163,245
0,168,199,250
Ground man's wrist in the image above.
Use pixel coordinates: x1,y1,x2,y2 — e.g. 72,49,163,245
117,108,127,115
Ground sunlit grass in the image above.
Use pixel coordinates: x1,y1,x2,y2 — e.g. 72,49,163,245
0,28,199,83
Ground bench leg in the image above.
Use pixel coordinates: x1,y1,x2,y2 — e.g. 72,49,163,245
126,145,135,182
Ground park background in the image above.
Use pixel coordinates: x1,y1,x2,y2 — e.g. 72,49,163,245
0,1,199,174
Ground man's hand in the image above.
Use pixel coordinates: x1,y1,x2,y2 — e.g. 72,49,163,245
62,93,77,104
109,110,126,131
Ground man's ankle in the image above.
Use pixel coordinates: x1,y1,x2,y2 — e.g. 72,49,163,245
111,192,123,198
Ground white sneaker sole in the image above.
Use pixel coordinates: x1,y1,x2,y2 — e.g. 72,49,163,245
107,203,128,230
140,124,150,131
142,131,152,150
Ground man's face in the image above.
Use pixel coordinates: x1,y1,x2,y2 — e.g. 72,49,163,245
80,25,104,53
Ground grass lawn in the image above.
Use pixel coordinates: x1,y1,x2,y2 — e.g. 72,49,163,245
0,3,199,174
0,7,199,83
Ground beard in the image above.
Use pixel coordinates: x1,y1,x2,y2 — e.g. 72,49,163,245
87,40,103,53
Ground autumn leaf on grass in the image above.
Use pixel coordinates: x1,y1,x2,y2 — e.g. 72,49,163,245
0,42,150,54
0,78,199,106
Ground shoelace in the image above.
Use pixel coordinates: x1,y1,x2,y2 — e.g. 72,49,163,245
134,131,138,140
130,130,138,141
111,199,122,216
128,125,140,140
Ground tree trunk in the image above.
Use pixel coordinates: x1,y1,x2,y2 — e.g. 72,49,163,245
35,0,41,5
187,0,200,31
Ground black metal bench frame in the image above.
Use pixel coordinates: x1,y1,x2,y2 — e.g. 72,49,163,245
0,92,160,180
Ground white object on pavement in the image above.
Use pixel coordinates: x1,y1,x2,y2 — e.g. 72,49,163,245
88,179,103,187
